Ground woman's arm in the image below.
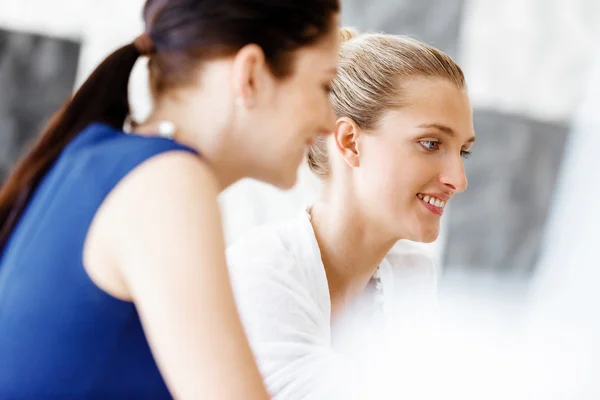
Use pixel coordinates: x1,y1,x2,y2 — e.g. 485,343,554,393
93,151,269,399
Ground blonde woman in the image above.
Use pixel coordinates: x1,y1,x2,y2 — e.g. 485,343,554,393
227,28,476,398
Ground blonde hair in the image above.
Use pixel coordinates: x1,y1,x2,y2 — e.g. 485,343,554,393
307,28,466,179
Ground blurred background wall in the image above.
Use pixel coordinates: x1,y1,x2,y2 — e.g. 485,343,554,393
1,0,600,295
0,27,80,182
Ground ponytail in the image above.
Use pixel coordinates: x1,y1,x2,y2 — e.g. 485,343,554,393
0,34,154,252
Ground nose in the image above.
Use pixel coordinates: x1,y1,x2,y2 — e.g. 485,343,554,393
440,154,468,193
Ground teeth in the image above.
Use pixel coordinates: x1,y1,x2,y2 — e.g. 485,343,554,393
418,194,447,209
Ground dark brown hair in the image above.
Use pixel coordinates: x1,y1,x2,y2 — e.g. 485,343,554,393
0,0,339,251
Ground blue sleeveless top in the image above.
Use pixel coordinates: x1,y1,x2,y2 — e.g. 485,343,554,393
0,123,198,399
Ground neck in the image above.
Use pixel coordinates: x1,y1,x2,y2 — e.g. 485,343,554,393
310,189,398,317
138,107,250,191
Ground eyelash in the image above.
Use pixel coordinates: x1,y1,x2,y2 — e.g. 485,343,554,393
419,140,472,159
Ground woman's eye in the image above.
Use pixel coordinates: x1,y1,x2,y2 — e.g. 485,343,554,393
461,149,472,159
420,140,439,151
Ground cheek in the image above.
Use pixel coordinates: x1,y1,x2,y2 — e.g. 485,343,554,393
293,83,329,123
359,146,430,211
268,88,305,141
359,151,410,203
281,89,312,129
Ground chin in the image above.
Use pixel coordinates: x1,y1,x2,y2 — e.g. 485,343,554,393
269,169,298,190
276,176,297,190
251,160,298,189
410,227,440,243
420,233,439,243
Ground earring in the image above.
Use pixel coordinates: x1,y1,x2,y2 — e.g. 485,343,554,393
157,120,176,139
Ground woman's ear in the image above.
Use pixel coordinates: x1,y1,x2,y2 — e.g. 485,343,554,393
231,44,267,108
332,117,361,168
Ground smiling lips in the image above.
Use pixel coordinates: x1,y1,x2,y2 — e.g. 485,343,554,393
417,193,447,216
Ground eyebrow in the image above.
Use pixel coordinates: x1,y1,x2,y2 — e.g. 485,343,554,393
418,123,476,144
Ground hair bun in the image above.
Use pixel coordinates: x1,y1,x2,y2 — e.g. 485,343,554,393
340,27,360,43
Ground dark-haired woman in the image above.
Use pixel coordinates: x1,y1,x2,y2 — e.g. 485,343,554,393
0,0,340,398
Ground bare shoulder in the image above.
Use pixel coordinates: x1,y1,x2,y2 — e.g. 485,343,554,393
105,150,222,230
122,151,220,199
109,150,224,252
87,150,224,288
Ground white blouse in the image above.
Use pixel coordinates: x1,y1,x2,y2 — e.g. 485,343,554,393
226,209,438,400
